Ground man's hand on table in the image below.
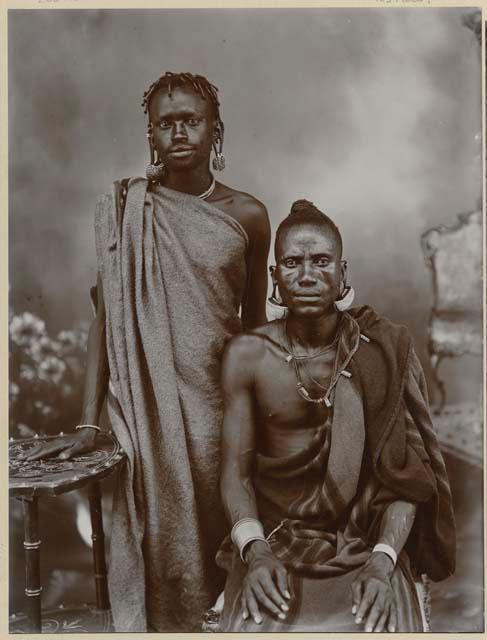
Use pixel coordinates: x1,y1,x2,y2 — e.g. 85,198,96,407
351,551,397,632
19,429,98,461
241,540,291,624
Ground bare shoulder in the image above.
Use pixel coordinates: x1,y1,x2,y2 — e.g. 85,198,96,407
235,191,268,223
224,321,281,361
224,332,266,365
222,322,283,390
212,182,270,239
216,182,268,216
250,319,283,342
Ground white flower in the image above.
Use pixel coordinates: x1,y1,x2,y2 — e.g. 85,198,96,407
34,401,54,417
57,327,88,353
19,364,36,382
57,330,78,349
28,336,60,362
76,328,88,353
10,312,46,346
9,382,19,400
61,383,74,398
38,356,66,385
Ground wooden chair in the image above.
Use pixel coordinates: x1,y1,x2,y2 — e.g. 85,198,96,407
421,209,482,414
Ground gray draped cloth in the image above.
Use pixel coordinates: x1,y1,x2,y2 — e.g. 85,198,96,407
94,177,248,631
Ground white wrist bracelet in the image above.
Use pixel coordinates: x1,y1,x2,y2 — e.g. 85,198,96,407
231,518,270,562
372,543,397,567
75,424,101,433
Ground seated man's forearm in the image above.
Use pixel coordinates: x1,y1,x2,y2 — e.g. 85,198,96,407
222,469,275,565
352,500,417,631
375,500,417,559
221,456,259,526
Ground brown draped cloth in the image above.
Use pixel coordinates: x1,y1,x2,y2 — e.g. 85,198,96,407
94,178,248,631
218,308,455,632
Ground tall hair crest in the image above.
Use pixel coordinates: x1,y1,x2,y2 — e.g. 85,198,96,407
275,199,343,257
290,199,322,217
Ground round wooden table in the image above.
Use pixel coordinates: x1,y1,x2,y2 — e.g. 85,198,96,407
9,432,126,633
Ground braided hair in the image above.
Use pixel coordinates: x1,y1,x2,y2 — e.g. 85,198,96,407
141,71,224,140
275,199,343,259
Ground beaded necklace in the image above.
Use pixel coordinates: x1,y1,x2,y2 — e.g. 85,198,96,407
279,319,340,407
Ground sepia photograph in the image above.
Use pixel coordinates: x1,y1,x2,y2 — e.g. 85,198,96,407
7,3,484,634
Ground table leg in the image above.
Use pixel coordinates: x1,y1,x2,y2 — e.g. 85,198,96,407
22,497,42,633
88,482,110,610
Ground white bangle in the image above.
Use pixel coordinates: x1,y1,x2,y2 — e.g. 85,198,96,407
372,543,397,567
231,518,270,562
75,424,101,433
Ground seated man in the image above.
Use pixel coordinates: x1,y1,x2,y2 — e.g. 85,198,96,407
216,200,456,632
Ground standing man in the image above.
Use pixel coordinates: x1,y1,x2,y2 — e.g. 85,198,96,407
24,72,271,632
218,200,455,632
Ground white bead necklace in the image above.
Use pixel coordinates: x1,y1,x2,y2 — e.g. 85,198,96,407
197,177,216,200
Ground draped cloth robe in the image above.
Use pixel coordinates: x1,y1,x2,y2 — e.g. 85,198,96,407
95,178,248,631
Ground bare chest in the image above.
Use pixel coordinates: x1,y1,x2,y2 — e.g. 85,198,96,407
254,349,336,427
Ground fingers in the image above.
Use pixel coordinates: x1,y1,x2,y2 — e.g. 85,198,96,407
262,573,289,613
57,444,76,460
364,597,386,633
244,588,262,624
275,566,291,602
23,441,66,461
372,603,389,633
59,438,91,460
20,443,45,461
351,578,363,616
253,584,286,619
354,584,376,626
357,585,396,632
243,567,291,625
241,594,249,621
387,600,397,632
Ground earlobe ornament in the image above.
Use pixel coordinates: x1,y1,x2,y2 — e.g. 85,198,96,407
212,150,226,172
146,161,165,183
145,122,165,184
267,281,288,320
269,281,285,306
212,126,226,171
334,286,355,312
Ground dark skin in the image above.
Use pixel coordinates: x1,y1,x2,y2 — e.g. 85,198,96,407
220,223,416,631
22,85,270,463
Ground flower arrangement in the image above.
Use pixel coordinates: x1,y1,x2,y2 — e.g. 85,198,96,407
9,311,89,439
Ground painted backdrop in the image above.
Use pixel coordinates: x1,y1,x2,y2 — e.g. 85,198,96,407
9,7,482,401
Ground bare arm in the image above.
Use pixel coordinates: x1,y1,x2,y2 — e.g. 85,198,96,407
220,336,290,623
24,273,109,460
220,336,259,525
80,273,109,425
351,500,416,632
240,203,271,331
376,500,417,560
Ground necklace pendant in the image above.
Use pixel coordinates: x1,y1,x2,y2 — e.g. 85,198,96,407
297,384,310,400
